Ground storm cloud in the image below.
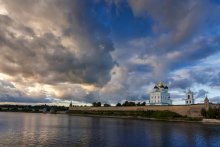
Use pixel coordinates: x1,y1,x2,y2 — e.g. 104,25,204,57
0,0,220,104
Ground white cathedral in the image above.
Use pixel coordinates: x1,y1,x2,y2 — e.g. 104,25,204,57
149,81,172,105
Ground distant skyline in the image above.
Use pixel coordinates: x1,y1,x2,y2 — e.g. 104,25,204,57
0,0,220,105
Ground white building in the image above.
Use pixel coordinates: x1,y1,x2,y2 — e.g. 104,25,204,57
149,81,172,105
185,90,194,105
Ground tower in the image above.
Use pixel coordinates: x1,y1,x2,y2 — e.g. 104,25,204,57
204,96,209,110
185,89,194,105
69,101,72,108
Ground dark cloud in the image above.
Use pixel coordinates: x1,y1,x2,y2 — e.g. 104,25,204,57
128,0,219,47
0,0,116,87
210,96,220,103
0,95,52,103
169,78,192,90
210,72,220,86
0,0,220,104
196,89,208,98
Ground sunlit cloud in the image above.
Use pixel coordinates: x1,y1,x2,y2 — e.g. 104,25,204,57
0,0,220,105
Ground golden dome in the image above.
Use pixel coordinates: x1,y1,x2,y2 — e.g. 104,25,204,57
158,81,164,88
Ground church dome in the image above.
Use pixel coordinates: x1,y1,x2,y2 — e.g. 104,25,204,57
164,85,168,89
154,85,159,89
158,81,164,88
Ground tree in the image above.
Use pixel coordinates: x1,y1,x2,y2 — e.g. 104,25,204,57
116,103,121,106
92,102,97,107
201,108,206,117
97,102,101,107
122,101,129,106
217,106,220,119
141,102,146,106
122,101,136,106
136,102,141,106
104,103,111,107
92,102,101,107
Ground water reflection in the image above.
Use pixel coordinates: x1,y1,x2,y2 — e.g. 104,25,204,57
0,112,219,147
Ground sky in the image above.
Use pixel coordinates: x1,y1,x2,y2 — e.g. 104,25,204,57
0,0,220,105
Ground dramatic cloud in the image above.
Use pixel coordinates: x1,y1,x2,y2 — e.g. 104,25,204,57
0,0,115,85
196,89,209,99
210,96,220,103
0,0,116,103
0,0,220,104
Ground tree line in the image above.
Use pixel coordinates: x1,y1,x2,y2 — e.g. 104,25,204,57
201,106,220,119
92,101,146,107
92,102,111,107
0,104,68,112
116,101,146,106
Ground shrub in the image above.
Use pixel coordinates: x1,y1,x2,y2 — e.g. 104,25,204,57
201,106,220,119
92,102,102,107
104,103,111,107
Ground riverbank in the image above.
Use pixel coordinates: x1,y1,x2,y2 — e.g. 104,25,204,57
67,112,220,124
1,111,219,123
202,119,220,123
67,109,203,122
68,113,205,123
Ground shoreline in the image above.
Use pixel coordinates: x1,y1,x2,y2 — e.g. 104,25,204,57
67,113,203,123
68,113,220,124
202,119,220,123
1,111,220,124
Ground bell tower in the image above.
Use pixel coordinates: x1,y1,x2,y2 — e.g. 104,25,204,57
204,96,209,110
185,89,194,105
69,101,72,108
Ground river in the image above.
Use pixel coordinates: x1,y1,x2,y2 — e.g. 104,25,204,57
0,112,219,147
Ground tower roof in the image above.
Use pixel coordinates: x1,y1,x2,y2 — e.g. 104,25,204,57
158,81,164,88
154,85,159,89
204,96,209,101
69,101,73,107
188,89,192,93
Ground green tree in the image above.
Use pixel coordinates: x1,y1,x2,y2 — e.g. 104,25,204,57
217,106,220,119
116,103,121,106
93,102,101,107
104,103,111,107
201,108,206,117
141,102,146,106
122,101,136,106
92,102,97,107
97,102,101,107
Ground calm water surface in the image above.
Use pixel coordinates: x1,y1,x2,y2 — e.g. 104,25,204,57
0,112,219,147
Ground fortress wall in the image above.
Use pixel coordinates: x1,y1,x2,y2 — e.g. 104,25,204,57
69,104,220,117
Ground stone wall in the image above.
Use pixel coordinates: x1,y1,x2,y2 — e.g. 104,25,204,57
69,104,220,117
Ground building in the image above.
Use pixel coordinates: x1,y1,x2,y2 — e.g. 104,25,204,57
69,101,72,109
185,89,194,105
204,96,209,109
149,81,172,105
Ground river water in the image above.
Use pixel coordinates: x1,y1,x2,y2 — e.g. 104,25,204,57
0,112,219,147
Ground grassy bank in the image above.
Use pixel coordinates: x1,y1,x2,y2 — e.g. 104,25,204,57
67,110,202,122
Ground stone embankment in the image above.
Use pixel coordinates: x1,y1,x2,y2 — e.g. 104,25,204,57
202,119,220,123
69,104,220,117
